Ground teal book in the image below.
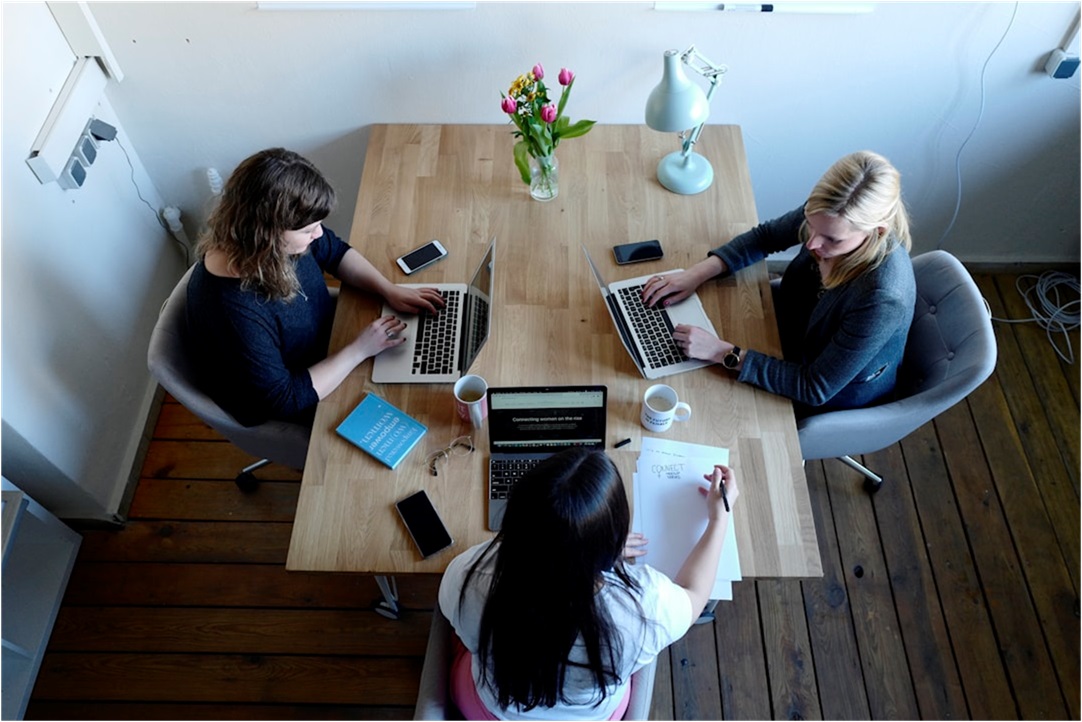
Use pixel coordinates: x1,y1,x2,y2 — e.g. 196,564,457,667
336,393,427,470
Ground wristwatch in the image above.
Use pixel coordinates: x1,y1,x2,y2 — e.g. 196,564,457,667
721,346,742,371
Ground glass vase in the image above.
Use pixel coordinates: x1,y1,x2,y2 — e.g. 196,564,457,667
529,153,559,202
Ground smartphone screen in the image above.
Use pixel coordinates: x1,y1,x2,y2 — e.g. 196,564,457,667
613,240,664,265
398,241,447,274
395,490,453,558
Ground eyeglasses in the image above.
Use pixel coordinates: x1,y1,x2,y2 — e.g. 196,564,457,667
425,436,474,476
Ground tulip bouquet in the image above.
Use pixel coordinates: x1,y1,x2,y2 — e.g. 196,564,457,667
500,63,595,191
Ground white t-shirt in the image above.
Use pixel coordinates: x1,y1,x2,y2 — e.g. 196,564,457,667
438,541,694,721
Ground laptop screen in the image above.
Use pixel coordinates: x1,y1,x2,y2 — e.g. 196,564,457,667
458,239,496,374
487,386,607,452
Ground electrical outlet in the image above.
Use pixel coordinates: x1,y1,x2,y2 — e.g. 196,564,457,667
1045,48,1080,79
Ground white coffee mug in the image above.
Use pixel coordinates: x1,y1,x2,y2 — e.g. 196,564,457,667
640,384,692,432
454,374,488,429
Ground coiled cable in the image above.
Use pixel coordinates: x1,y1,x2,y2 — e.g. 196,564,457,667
990,270,1081,364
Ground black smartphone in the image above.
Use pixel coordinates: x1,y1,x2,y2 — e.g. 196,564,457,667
395,490,453,558
613,239,664,265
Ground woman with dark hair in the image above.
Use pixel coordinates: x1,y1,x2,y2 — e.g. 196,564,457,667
187,147,444,427
438,448,737,720
643,150,916,417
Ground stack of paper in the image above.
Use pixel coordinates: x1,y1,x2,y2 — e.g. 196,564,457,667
632,437,742,600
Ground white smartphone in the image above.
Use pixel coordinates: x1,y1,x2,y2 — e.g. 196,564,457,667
396,240,448,275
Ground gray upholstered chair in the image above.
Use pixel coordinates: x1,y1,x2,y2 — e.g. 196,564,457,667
413,607,658,721
147,266,311,491
797,249,997,492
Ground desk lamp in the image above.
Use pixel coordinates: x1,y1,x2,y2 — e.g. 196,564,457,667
644,46,728,195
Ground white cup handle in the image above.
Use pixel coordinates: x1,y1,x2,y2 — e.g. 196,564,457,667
674,402,692,422
469,402,484,429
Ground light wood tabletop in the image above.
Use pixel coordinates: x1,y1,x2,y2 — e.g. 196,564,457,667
286,124,822,579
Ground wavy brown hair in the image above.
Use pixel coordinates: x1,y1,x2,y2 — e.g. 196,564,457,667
196,148,336,300
801,150,912,290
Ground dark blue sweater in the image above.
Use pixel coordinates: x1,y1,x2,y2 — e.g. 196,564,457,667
186,229,350,427
710,207,915,415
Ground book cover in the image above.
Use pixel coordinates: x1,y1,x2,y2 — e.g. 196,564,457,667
336,393,427,470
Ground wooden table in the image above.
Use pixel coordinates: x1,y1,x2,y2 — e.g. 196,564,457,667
287,125,822,593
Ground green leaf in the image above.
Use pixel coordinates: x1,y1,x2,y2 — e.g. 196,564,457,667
558,119,596,140
513,141,531,184
557,78,574,116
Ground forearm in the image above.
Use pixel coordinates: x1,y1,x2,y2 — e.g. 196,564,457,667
674,515,729,614
335,248,396,298
307,340,369,400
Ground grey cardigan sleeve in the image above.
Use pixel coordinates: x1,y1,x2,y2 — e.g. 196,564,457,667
708,206,807,274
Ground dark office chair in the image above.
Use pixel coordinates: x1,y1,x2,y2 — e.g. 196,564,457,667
413,607,658,720
796,250,997,492
147,266,311,491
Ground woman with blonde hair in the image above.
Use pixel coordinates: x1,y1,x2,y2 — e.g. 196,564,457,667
188,147,444,427
643,150,915,416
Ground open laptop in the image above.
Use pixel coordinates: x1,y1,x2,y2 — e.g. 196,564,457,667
486,385,607,531
372,238,495,384
582,246,719,380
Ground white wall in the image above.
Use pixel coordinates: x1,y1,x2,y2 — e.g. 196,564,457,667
1,2,186,519
90,0,1079,263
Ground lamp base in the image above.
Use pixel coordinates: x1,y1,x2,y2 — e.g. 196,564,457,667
657,151,714,195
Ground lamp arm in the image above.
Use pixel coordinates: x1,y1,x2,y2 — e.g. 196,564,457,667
680,73,722,158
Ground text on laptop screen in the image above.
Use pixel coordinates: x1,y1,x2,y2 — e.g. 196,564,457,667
489,389,605,450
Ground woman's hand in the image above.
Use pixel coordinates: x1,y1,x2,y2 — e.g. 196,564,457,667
673,324,730,365
641,256,727,308
641,270,700,308
383,285,445,315
623,532,649,561
700,465,738,521
350,315,408,359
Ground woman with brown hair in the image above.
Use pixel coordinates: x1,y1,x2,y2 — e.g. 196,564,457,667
187,147,443,426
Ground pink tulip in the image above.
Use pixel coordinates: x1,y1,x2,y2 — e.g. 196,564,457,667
541,104,557,124
559,67,574,86
500,96,517,114
532,63,545,81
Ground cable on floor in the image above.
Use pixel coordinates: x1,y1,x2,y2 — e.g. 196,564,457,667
990,270,1081,364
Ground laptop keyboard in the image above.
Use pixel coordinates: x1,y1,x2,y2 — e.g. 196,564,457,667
616,284,690,370
489,457,544,499
412,290,461,376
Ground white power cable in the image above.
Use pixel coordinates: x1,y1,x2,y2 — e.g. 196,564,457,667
937,1,1019,249
991,271,1081,364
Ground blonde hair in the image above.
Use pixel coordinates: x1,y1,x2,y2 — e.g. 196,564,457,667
802,151,911,289
196,148,336,301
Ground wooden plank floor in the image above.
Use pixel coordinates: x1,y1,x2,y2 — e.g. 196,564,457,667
27,271,1079,721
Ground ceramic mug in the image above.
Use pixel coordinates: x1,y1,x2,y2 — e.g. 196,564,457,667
640,383,692,432
454,374,488,429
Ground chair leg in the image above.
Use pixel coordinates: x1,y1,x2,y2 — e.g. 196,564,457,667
837,455,883,494
235,459,271,492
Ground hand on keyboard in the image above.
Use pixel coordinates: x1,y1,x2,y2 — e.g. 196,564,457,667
673,324,726,364
385,285,446,315
357,315,408,356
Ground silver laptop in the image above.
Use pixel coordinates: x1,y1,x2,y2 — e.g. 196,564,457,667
486,385,607,531
582,247,718,379
372,238,495,384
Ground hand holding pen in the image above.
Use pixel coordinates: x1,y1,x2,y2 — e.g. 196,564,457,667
700,464,738,519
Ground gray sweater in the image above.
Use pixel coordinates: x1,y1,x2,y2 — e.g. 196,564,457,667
710,206,915,416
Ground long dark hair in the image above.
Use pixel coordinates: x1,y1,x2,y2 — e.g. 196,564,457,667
196,148,336,300
462,448,640,710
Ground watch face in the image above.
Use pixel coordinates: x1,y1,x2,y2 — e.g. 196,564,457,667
723,349,740,370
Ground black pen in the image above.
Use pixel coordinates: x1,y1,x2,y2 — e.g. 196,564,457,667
720,480,730,513
614,438,632,449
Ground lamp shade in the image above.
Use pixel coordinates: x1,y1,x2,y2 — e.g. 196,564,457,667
644,49,710,132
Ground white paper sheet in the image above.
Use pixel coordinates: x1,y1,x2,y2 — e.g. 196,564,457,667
632,438,740,600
